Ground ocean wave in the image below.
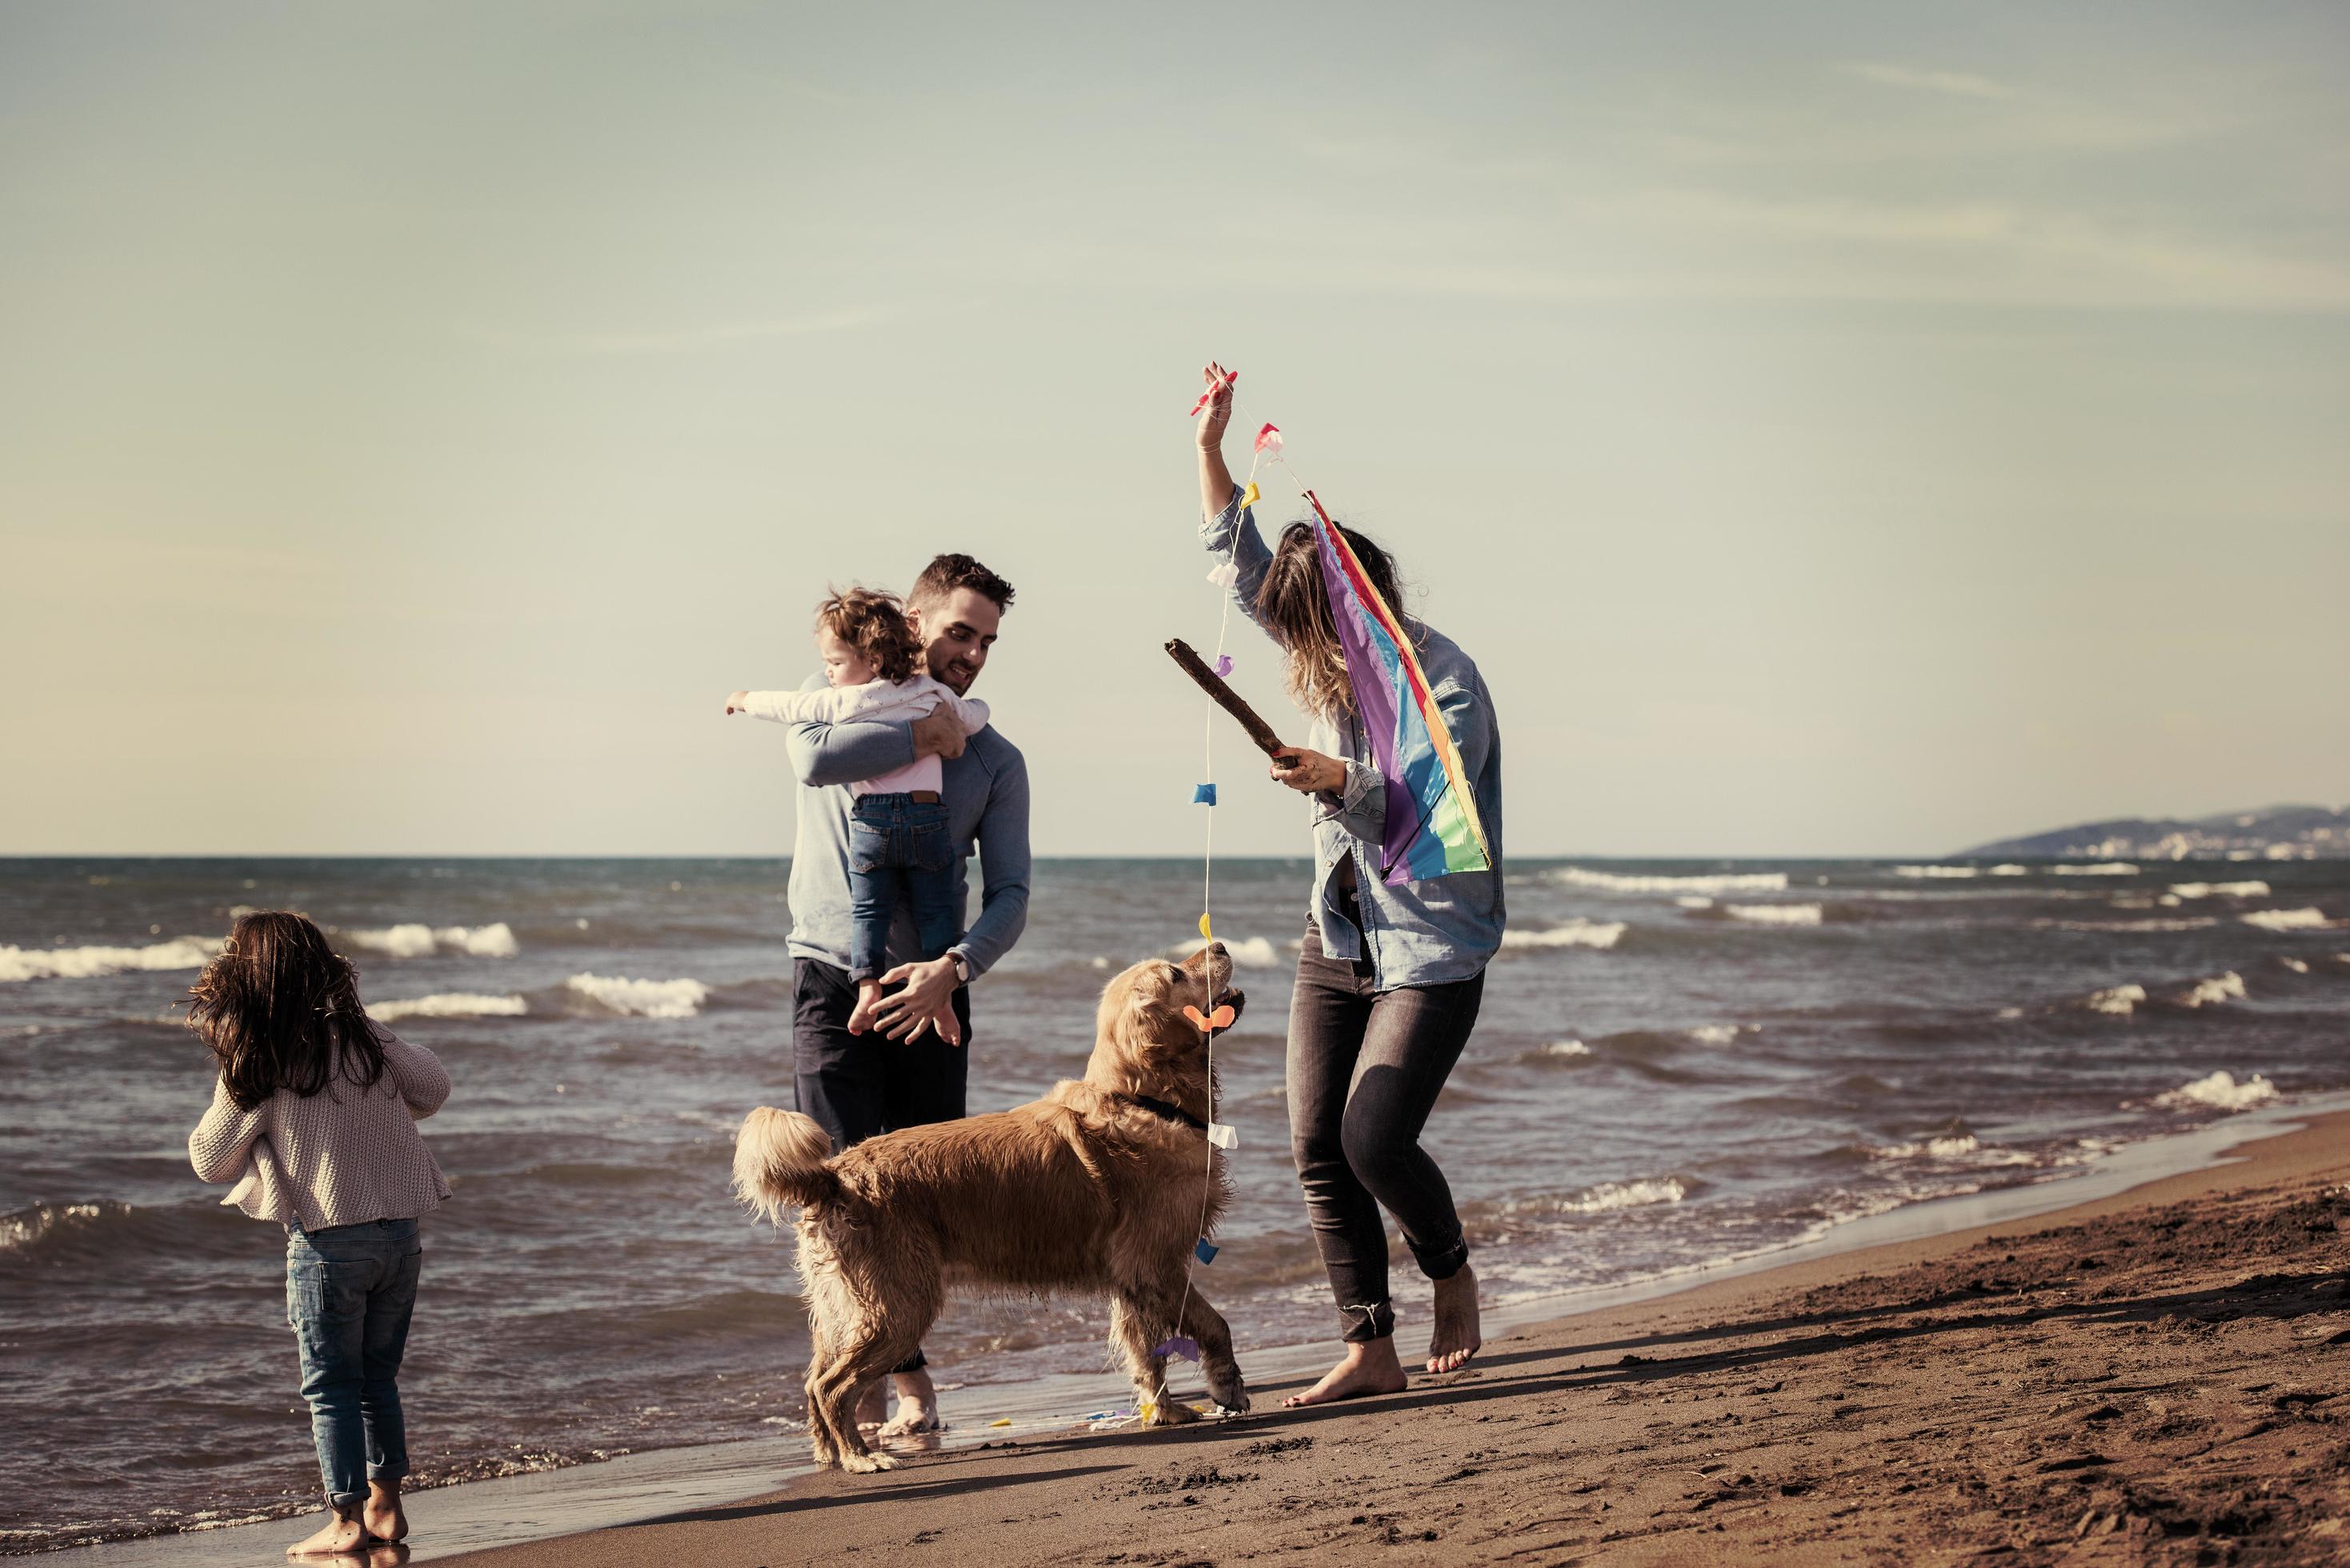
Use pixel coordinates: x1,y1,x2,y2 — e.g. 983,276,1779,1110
564,974,711,1019
1551,866,1788,895
1892,865,2024,879
368,993,530,1023
1685,1023,1754,1046
0,1199,127,1254
2241,907,2332,934
1868,1133,2036,1167
2051,863,2141,876
2037,917,2217,933
1675,895,1713,909
1724,902,1822,926
2280,957,2310,974
344,922,521,958
2084,983,2147,1016
0,937,220,984
1519,1177,1689,1216
1501,919,1625,951
1167,935,1284,968
1540,1038,1590,1058
2175,971,2247,1008
2170,881,2270,899
2152,1070,2277,1110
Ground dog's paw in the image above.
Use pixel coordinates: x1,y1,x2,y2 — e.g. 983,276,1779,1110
839,1450,899,1473
1147,1399,1202,1426
1208,1382,1251,1416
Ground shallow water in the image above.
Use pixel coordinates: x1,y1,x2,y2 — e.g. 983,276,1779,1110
3,854,2346,1550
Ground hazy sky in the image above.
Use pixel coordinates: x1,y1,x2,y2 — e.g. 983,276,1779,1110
4,2,2344,858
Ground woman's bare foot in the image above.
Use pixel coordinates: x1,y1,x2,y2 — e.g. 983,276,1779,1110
1281,1337,1408,1408
1427,1263,1482,1373
847,982,883,1036
875,1366,942,1438
287,1509,369,1557
361,1480,406,1544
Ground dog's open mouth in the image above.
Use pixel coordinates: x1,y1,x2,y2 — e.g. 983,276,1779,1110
1214,986,1246,1024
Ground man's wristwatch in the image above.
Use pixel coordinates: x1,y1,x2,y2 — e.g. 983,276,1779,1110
950,953,972,986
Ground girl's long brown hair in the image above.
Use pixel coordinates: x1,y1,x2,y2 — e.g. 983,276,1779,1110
186,911,385,1110
1254,518,1412,722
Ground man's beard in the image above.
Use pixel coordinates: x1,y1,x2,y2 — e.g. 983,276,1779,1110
930,655,977,695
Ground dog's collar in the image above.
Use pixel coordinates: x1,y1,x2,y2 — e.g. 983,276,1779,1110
1112,1092,1208,1133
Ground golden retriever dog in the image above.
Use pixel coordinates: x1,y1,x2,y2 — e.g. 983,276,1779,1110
733,943,1251,1473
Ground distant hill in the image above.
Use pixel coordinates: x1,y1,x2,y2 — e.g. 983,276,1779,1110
1964,803,2349,861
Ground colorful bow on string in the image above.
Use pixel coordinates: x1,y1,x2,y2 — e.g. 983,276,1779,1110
1253,423,1283,456
1183,1003,1236,1032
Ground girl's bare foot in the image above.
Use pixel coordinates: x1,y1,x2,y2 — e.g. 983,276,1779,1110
1427,1264,1482,1373
847,982,883,1036
361,1480,406,1544
875,1366,942,1437
1281,1337,1408,1408
287,1509,369,1557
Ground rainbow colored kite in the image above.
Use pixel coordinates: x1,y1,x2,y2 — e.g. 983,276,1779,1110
1303,490,1493,885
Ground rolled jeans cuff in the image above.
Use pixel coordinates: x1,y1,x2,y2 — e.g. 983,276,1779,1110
1413,1234,1470,1282
1338,1299,1395,1345
891,1347,927,1374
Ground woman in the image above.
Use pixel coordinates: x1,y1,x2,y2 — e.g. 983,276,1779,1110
1192,362,1505,1406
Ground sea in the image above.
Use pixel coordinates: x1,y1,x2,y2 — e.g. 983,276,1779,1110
4,854,2347,1552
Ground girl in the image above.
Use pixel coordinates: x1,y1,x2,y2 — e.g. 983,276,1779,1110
186,911,450,1557
1191,362,1506,1406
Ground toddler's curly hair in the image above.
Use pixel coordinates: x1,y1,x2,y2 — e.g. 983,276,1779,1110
816,586,922,684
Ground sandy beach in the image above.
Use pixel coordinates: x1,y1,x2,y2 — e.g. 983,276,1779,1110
425,1109,2350,1566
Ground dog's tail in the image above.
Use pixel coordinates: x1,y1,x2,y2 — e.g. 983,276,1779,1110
732,1106,840,1223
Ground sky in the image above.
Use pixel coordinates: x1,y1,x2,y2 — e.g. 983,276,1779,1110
2,1,2345,858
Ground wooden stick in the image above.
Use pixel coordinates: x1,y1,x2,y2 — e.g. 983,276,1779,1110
1165,638,1289,760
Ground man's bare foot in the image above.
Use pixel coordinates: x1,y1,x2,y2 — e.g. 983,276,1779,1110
1427,1264,1482,1374
287,1509,368,1557
847,982,883,1036
876,1366,942,1438
360,1480,406,1544
1281,1337,1408,1408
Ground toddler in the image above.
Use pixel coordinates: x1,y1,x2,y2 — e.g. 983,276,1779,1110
729,587,991,1034
186,910,450,1558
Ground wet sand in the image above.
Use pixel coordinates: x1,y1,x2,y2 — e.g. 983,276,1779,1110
440,1109,2350,1566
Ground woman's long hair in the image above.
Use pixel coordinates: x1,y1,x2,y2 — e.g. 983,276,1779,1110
186,911,384,1110
1253,518,1412,722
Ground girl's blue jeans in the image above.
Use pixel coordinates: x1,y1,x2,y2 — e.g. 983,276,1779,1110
285,1217,421,1510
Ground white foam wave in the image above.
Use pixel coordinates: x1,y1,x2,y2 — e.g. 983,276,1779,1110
367,993,529,1023
564,974,711,1019
1675,895,1714,909
2280,957,2309,974
1541,1039,1590,1058
1171,936,1283,969
2175,971,2246,1008
1894,865,1982,878
2152,1070,2277,1111
1686,1023,1748,1046
0,937,220,984
1725,902,1822,926
1501,920,1626,950
2051,862,2140,876
2084,983,2147,1016
2039,917,2217,933
346,922,520,959
1548,1178,1687,1215
1869,1134,2037,1167
2241,907,2331,934
2170,881,2269,899
1551,867,1788,895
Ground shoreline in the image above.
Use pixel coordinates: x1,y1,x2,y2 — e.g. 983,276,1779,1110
62,1092,2350,1566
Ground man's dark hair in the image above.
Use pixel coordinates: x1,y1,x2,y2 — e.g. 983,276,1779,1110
908,553,1015,614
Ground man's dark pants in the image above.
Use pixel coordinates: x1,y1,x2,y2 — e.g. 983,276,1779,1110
791,957,971,1373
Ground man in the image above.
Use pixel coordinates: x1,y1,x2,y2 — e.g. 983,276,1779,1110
779,553,1030,1435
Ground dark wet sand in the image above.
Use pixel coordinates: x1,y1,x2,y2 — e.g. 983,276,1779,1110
444,1110,2350,1566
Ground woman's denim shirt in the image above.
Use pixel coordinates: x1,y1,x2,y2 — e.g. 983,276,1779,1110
1203,485,1505,990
